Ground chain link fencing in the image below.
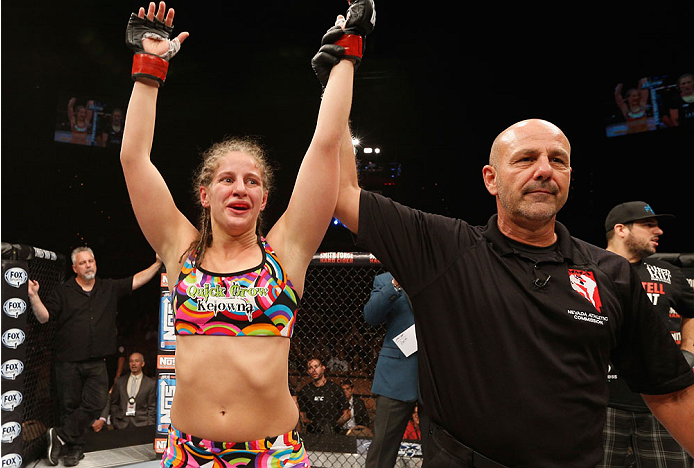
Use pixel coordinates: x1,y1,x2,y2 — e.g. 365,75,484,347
291,254,422,467
4,245,424,467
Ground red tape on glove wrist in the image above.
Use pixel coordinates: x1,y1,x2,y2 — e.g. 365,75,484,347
132,53,169,86
335,34,363,60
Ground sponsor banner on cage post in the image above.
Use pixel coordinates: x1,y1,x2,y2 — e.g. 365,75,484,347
156,373,176,452
1,260,28,458
156,268,176,453
159,280,176,351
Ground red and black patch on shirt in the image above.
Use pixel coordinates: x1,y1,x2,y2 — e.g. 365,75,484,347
569,269,603,313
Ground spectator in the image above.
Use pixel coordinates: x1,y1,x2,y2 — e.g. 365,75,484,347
340,379,371,435
402,405,421,441
297,358,350,434
600,201,694,467
93,352,156,431
27,247,161,466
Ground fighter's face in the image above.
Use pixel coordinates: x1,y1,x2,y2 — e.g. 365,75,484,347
200,151,268,236
626,89,641,106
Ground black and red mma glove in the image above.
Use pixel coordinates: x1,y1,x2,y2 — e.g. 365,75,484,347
340,0,375,59
125,13,180,86
311,0,376,89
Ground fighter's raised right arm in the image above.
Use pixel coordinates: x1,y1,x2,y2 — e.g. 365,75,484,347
334,124,362,234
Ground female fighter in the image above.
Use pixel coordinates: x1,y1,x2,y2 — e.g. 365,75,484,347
120,1,374,466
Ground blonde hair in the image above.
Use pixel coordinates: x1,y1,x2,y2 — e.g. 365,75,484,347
185,136,274,264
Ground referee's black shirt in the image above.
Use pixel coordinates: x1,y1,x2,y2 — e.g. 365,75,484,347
357,190,694,467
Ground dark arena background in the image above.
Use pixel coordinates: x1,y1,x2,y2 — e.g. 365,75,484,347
2,0,692,467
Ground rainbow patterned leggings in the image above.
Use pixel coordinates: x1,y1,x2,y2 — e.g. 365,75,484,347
161,425,311,468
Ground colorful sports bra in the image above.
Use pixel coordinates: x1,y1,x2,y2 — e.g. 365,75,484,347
173,237,299,337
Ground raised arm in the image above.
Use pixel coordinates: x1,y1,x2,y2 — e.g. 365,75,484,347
120,2,196,272
331,2,372,235
363,274,400,326
613,83,628,117
131,256,164,290
270,58,352,261
334,123,362,233
27,280,50,324
67,98,77,127
269,0,375,288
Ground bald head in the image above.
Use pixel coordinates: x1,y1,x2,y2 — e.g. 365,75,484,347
129,352,145,375
489,119,571,167
482,119,573,242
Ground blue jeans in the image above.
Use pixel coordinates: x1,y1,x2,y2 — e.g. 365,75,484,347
54,359,109,447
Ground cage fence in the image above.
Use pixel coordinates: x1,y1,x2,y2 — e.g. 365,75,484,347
1,244,65,464
3,246,424,467
290,254,423,467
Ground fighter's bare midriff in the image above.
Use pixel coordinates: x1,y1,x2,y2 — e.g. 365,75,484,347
171,335,298,442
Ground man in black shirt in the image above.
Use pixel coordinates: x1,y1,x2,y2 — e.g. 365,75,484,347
28,246,161,466
601,201,694,467
297,358,350,435
332,119,694,467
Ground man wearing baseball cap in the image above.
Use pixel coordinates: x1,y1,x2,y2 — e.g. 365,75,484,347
601,201,694,467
